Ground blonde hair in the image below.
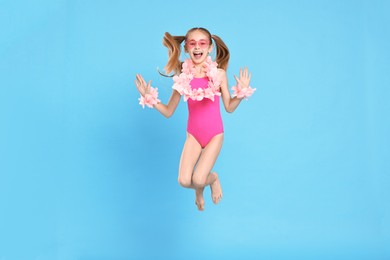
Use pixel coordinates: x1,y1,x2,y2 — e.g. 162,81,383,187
162,27,230,75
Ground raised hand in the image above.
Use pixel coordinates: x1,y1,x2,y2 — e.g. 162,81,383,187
134,74,152,97
234,67,252,89
232,68,255,99
134,74,161,108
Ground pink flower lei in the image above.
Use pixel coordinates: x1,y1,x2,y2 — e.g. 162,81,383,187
172,56,222,102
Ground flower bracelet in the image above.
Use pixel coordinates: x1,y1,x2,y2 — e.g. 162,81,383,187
138,87,161,108
231,84,256,100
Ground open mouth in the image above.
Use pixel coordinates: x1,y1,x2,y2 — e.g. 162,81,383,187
193,51,203,59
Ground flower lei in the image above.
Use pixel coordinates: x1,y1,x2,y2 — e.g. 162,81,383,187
173,56,221,102
138,56,256,109
173,56,256,102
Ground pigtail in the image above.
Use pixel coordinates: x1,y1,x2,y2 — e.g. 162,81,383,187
162,32,186,76
212,34,230,71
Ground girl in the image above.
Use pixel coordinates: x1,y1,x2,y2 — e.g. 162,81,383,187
135,27,255,211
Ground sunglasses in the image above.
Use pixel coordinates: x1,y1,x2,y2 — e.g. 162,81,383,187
185,39,210,49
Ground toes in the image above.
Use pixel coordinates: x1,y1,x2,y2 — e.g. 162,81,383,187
212,193,221,204
212,194,222,204
195,201,205,211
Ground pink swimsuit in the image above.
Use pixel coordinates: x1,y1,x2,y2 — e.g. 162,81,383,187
187,77,224,148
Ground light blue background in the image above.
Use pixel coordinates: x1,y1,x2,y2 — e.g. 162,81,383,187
1,0,389,259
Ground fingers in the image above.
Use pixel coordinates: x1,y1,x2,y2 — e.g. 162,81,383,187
238,67,251,79
134,76,141,89
234,75,239,84
138,74,146,86
135,74,143,83
134,75,142,89
239,68,249,78
135,74,147,87
242,67,248,78
135,74,152,96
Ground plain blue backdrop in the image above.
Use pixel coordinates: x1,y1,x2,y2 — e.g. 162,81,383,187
1,0,389,259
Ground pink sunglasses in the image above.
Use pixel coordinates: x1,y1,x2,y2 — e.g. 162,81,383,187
185,39,210,49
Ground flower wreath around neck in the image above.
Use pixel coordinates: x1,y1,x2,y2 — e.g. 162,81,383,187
172,56,221,102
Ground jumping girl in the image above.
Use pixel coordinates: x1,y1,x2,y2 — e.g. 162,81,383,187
134,27,255,211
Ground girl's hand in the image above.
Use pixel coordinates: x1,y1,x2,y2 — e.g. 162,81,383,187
135,74,152,97
234,68,252,89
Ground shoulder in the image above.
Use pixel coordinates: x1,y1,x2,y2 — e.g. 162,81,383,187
217,68,227,79
217,68,226,75
217,68,227,83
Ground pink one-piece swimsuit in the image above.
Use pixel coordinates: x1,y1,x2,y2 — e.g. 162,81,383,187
187,77,224,148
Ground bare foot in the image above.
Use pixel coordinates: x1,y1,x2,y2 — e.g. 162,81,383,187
195,187,205,211
210,172,223,204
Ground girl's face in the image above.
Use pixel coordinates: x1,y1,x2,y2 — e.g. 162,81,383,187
185,30,213,64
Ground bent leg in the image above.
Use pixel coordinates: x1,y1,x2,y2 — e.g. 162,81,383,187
192,133,223,187
178,133,202,188
178,133,205,210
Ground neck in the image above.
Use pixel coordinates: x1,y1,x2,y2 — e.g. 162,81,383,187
195,64,202,73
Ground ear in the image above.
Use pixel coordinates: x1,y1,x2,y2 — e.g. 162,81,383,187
208,44,213,54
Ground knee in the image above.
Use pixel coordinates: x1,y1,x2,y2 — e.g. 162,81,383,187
178,176,192,188
192,175,206,188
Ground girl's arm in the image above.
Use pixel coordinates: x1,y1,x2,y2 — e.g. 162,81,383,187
135,74,181,118
219,68,252,113
153,90,181,118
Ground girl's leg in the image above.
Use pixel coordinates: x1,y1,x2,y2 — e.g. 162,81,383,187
192,133,224,204
178,133,205,210
178,133,202,188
